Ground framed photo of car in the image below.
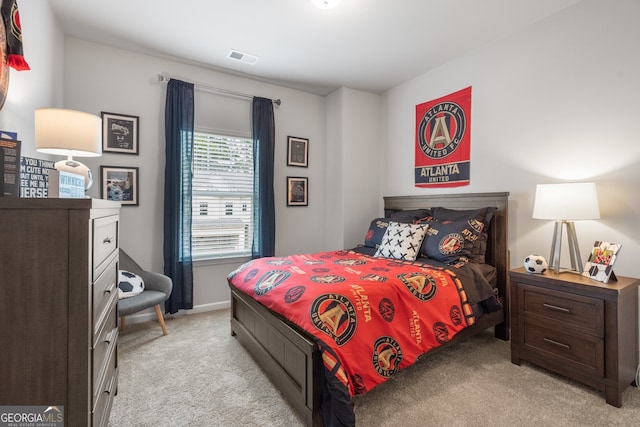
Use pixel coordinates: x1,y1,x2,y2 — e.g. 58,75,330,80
102,112,139,154
100,165,139,206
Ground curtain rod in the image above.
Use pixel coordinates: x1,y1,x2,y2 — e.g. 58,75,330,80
158,74,281,106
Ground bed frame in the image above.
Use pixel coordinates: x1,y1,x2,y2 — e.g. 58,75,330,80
230,192,509,427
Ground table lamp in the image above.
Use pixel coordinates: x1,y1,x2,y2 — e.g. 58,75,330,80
532,182,600,273
35,108,102,190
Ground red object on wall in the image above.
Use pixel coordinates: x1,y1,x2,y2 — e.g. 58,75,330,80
415,86,471,188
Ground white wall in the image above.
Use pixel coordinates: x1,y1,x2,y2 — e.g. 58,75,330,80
324,87,382,251
61,37,330,312
382,0,640,279
0,1,64,151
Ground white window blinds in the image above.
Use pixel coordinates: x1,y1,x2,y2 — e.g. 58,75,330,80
192,132,253,259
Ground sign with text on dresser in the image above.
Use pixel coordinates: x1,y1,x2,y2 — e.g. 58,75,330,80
415,86,471,188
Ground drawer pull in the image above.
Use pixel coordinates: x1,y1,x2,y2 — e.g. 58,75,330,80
105,374,116,395
103,237,113,244
542,303,571,313
544,337,571,350
105,329,117,344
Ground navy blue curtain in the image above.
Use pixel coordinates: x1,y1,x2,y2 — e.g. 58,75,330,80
251,97,276,258
163,78,194,313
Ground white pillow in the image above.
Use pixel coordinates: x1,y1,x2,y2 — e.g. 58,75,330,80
374,221,429,261
118,270,145,299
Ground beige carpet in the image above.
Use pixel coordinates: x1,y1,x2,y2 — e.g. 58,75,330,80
109,309,640,427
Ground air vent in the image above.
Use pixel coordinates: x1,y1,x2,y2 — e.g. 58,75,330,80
227,49,259,65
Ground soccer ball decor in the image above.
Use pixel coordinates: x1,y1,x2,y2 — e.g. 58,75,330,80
524,254,548,274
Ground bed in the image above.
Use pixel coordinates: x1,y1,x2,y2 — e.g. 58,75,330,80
229,192,509,426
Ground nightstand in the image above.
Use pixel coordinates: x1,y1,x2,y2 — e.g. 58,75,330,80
509,267,638,407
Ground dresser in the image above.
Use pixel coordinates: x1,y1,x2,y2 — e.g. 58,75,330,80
0,198,121,426
509,267,638,407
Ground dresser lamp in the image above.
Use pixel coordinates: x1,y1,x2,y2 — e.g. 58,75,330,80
35,108,102,190
532,182,600,273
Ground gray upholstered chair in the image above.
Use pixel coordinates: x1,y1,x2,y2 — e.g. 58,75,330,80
118,249,172,336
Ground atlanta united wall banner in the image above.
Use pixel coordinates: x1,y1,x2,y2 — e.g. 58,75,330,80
415,86,471,188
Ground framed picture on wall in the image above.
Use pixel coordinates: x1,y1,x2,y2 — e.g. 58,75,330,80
100,166,139,206
102,112,139,154
287,136,308,167
286,176,308,206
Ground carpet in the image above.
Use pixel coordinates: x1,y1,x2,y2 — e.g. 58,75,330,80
109,309,640,426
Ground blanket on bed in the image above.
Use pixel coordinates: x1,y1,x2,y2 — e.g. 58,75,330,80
228,250,475,406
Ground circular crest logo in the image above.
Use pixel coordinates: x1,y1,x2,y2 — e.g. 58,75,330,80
311,275,346,284
372,336,403,377
397,272,437,302
244,268,258,283
439,233,464,255
284,285,306,303
351,374,366,395
254,270,290,296
310,294,357,346
417,101,466,159
450,305,462,326
378,298,395,322
433,322,450,344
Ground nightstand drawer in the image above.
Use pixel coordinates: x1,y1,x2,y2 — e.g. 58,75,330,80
522,318,604,377
520,283,604,337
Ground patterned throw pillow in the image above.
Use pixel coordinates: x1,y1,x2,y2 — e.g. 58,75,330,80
418,218,483,264
118,270,145,299
430,207,495,263
374,221,429,261
364,218,393,248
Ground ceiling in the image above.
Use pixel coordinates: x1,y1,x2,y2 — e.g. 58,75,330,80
47,0,581,96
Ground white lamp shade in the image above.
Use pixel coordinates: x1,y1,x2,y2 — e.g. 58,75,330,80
35,108,102,157
532,182,600,221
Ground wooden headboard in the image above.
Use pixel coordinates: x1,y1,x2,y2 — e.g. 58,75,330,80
384,192,510,338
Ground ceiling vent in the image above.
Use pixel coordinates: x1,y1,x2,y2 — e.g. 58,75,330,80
227,49,259,65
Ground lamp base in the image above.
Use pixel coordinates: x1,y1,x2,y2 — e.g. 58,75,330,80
549,220,583,274
54,159,93,191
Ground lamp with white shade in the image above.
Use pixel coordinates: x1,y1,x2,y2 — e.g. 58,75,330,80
532,182,600,273
35,108,102,191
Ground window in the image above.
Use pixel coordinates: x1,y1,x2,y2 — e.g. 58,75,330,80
192,132,253,259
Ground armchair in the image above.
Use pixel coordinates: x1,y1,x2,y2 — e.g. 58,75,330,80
118,249,173,336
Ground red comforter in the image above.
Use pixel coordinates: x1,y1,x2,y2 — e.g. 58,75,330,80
228,250,474,397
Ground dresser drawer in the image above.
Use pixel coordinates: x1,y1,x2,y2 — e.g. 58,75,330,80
522,318,604,377
93,365,118,427
520,283,604,337
93,260,118,335
93,312,118,408
93,215,119,280
93,296,118,394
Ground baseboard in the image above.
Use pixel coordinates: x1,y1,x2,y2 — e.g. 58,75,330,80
121,300,231,325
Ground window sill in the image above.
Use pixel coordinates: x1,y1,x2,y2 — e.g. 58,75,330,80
193,255,252,267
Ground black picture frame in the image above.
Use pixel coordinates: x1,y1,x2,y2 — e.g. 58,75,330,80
102,112,139,154
286,176,308,206
287,136,308,167
100,166,139,206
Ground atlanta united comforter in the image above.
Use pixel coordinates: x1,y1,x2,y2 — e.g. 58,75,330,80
227,249,500,426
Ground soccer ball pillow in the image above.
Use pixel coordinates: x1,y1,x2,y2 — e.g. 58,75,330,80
524,255,548,274
118,270,145,299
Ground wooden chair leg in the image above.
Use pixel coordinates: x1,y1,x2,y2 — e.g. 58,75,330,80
120,316,126,332
154,304,168,336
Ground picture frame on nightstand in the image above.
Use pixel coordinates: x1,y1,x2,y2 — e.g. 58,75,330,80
582,241,620,283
